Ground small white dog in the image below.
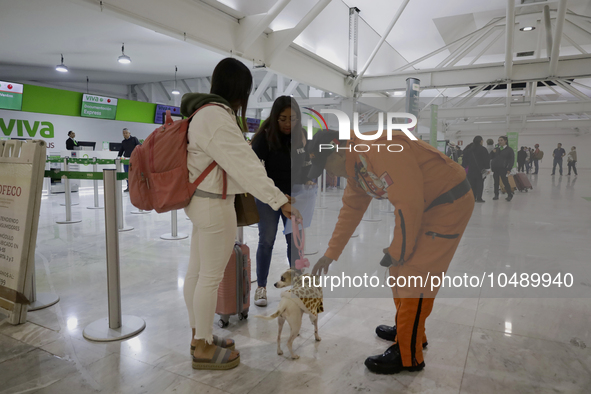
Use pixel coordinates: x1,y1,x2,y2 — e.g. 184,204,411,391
255,269,323,359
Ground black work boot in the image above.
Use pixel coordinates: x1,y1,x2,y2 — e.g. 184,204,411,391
506,194,513,202
493,195,499,200
365,343,425,375
375,325,428,348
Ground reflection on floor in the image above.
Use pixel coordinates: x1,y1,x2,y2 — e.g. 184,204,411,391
1,173,590,393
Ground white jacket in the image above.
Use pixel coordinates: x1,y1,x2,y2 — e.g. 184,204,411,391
187,103,288,211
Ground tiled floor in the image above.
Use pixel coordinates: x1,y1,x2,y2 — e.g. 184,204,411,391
1,173,590,393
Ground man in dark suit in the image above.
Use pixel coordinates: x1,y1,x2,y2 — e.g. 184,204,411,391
66,131,77,150
117,128,141,191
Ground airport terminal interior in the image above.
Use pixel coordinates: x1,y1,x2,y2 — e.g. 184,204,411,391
1,0,591,393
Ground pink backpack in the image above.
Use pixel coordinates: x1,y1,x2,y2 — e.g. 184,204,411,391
129,105,227,213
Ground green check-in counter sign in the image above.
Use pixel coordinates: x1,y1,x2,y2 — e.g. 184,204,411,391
81,94,118,120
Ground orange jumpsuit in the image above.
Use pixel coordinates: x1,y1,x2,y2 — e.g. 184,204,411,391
324,132,474,368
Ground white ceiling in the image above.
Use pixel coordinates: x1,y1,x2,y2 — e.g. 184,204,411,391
1,0,591,89
0,0,225,85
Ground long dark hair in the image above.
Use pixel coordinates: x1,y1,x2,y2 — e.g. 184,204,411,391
252,96,303,151
210,58,252,132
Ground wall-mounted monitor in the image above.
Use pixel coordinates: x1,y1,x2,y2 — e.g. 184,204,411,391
155,104,182,124
246,118,261,133
109,142,122,152
0,81,24,111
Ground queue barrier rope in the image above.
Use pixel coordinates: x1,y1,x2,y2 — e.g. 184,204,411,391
46,157,130,165
44,170,128,181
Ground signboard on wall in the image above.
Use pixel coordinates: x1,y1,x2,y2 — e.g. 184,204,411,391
507,132,519,168
0,109,157,151
0,82,23,111
81,94,118,120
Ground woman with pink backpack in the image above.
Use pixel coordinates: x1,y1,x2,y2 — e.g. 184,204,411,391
181,58,299,371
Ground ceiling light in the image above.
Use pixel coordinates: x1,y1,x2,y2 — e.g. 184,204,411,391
520,26,535,32
172,66,180,95
117,43,131,64
55,54,68,72
393,91,404,96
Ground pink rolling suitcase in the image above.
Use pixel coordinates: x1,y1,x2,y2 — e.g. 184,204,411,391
513,173,533,192
216,228,251,327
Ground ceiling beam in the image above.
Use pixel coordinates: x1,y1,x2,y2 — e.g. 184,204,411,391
504,0,515,80
359,55,591,92
248,97,342,109
543,5,553,60
265,0,332,67
431,101,591,119
549,0,568,76
234,0,291,55
352,0,411,89
68,0,349,96
447,119,590,132
252,71,274,102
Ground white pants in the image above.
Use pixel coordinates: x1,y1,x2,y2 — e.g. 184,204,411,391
183,195,236,343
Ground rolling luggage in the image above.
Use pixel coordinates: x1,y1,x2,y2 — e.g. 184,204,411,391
513,173,533,192
500,175,517,194
216,228,250,327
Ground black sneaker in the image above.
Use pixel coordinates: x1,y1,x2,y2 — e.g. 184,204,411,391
475,199,485,203
365,343,425,375
506,194,513,202
492,196,499,200
375,325,428,348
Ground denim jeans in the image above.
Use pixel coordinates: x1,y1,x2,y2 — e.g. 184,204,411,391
532,160,539,174
124,164,129,188
552,159,563,175
255,198,292,287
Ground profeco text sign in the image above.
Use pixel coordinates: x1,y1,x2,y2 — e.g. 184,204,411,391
0,81,23,111
81,94,118,120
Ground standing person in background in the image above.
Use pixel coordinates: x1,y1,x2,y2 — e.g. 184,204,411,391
117,128,141,192
462,136,490,203
531,144,542,174
525,148,532,174
66,131,77,150
250,96,311,307
567,146,578,176
180,58,299,371
490,136,515,202
517,147,527,172
552,143,566,176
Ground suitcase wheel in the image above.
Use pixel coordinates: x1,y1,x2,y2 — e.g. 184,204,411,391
239,312,248,320
218,319,229,328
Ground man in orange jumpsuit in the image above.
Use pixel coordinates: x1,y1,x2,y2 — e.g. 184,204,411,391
310,130,474,374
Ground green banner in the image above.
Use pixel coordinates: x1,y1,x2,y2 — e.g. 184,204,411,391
44,170,128,180
81,94,118,120
507,132,519,168
0,81,23,111
46,157,129,165
430,104,438,148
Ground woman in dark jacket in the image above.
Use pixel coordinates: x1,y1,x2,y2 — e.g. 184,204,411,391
462,136,490,202
251,96,310,306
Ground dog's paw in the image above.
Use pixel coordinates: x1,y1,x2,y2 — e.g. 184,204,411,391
291,354,300,360
315,336,322,342
277,349,283,355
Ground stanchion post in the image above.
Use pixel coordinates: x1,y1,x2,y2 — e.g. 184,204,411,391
161,210,188,240
56,158,81,224
115,158,133,232
60,158,79,207
316,178,326,210
82,169,145,341
28,265,60,311
88,159,103,210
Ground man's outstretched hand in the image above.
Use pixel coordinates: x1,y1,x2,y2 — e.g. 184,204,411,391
311,256,333,276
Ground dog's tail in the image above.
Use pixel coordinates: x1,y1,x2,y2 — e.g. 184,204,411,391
254,306,285,320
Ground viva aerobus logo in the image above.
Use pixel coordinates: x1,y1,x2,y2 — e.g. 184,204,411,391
303,108,418,153
0,118,54,138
